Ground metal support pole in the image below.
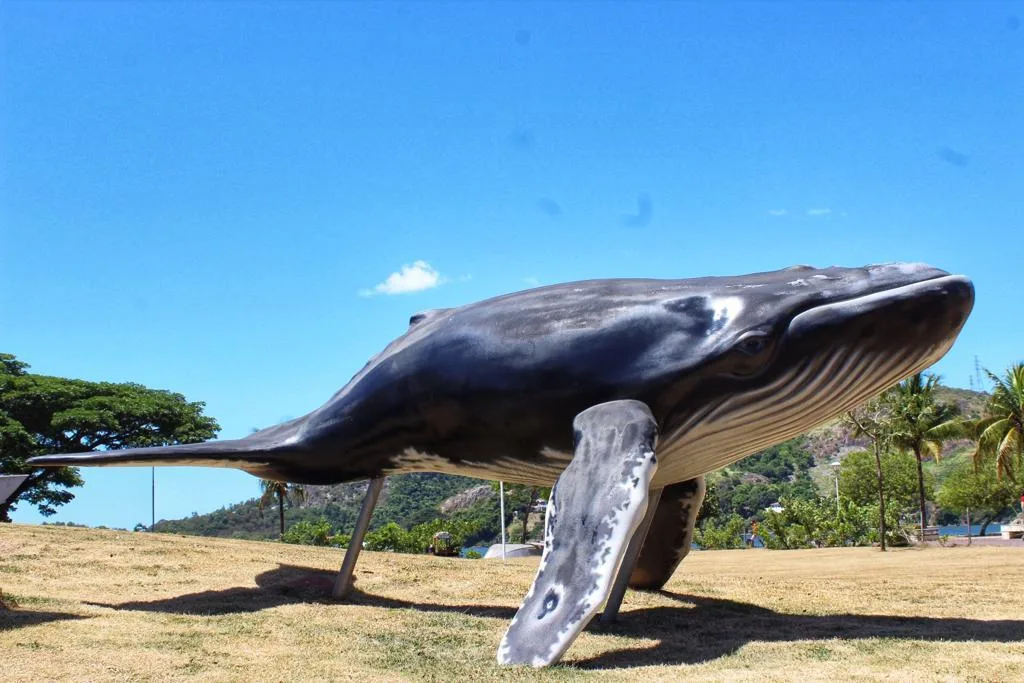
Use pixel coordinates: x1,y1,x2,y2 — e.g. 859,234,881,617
333,476,385,599
499,481,507,561
831,461,841,514
601,487,663,624
151,467,156,530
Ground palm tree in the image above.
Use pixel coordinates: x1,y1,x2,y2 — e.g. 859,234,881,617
971,363,1024,482
883,373,962,541
259,479,307,538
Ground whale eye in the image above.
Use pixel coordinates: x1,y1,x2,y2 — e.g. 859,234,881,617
735,333,770,356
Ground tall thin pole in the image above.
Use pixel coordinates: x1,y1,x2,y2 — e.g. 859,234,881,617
333,476,384,599
831,461,841,514
151,467,155,530
499,481,507,561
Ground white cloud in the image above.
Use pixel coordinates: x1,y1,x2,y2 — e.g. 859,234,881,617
766,209,787,216
360,260,444,296
806,208,832,216
523,276,540,287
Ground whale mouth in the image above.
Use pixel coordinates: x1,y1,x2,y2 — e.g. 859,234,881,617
786,273,974,340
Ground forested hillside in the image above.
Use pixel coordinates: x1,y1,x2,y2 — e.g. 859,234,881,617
153,473,491,542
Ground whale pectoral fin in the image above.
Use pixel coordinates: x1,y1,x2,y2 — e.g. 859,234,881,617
628,476,706,589
497,399,659,667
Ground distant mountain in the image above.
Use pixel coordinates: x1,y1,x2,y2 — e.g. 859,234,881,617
152,472,486,541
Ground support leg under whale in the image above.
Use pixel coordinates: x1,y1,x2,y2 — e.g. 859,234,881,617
627,476,706,589
333,476,385,598
497,400,659,667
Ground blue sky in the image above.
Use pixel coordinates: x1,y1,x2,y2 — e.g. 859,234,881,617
3,2,1021,529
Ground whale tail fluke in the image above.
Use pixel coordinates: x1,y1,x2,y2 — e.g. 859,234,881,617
25,417,314,482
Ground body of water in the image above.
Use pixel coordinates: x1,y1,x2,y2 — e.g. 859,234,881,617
937,523,1001,537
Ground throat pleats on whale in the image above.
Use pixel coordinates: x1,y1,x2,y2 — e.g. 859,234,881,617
654,340,942,486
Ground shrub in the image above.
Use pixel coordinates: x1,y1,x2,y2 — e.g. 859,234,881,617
364,522,417,553
281,518,334,546
362,518,483,554
695,514,747,549
758,496,910,549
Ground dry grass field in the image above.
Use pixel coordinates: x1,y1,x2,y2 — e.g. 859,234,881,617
2,523,1023,682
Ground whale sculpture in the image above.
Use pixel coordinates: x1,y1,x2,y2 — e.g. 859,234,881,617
29,262,974,667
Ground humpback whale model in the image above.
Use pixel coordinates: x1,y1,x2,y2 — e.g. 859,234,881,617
29,262,974,667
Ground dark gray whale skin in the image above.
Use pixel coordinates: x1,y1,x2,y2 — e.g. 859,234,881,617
28,263,975,491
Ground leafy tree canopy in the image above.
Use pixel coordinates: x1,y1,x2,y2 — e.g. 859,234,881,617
971,363,1024,481
839,449,933,513
0,353,220,521
937,455,1019,531
759,496,907,549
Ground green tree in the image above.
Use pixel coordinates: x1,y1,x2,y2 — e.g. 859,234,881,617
0,353,219,522
847,396,894,550
282,517,334,546
884,373,962,539
259,479,306,538
839,449,930,513
364,521,417,552
938,456,1018,535
971,363,1024,482
693,514,747,549
759,496,904,549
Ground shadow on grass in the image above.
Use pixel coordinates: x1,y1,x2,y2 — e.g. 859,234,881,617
0,608,87,631
574,590,1024,668
86,564,516,620
86,564,1024,668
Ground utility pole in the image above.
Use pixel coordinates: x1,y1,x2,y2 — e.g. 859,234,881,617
499,481,507,561
151,467,155,530
831,461,841,513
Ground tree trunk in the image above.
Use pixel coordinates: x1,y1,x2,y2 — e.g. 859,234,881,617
914,445,927,542
278,489,285,538
873,442,887,551
520,487,538,543
979,514,995,537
